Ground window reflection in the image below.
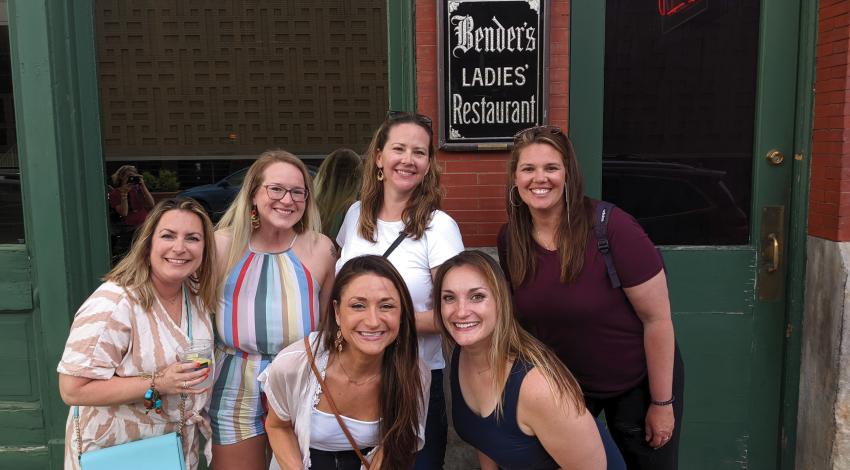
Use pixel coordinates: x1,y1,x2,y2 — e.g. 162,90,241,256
0,0,23,245
602,1,758,245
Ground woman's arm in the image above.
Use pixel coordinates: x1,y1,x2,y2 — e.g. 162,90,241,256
477,451,499,470
138,176,155,209
518,370,606,469
317,235,337,325
413,267,443,334
623,269,675,449
265,408,303,470
59,362,209,406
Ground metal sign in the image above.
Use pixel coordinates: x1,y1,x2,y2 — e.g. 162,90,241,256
438,0,549,151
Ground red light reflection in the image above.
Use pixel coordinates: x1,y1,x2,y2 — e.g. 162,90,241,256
658,0,703,17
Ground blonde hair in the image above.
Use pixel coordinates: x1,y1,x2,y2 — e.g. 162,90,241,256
358,113,442,241
104,197,219,313
434,250,584,418
217,149,321,274
506,129,593,286
314,148,363,238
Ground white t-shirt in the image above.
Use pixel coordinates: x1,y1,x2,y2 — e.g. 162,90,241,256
336,201,465,370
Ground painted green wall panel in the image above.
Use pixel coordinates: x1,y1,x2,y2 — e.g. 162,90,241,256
0,246,32,311
387,0,416,112
0,402,46,445
0,316,34,396
0,447,49,470
568,0,604,198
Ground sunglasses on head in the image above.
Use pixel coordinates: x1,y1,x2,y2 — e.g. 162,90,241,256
513,125,563,144
387,110,433,129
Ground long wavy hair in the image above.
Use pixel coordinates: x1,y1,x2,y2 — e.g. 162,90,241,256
358,112,442,241
319,255,421,468
505,129,594,286
314,148,363,238
217,149,321,273
104,197,219,313
434,250,584,418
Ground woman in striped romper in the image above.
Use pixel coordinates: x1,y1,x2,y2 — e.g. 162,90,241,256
210,150,337,470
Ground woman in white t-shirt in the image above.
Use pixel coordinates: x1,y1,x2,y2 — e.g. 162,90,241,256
336,111,464,468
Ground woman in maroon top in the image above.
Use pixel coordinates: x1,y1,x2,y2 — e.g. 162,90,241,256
497,126,684,470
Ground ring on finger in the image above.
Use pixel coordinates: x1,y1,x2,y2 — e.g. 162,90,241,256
182,381,187,389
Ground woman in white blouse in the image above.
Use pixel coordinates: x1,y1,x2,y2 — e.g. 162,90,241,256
259,255,429,469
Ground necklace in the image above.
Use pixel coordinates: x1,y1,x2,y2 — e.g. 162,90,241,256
534,230,557,251
336,355,380,386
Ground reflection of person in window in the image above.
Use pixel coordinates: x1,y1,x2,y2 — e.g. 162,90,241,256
109,165,155,227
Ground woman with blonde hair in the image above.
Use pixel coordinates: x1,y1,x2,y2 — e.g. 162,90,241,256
335,112,464,467
58,197,218,469
211,149,337,470
314,148,363,240
434,250,624,470
498,127,683,469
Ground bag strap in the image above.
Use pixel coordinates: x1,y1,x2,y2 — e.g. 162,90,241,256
303,337,371,469
594,201,621,289
382,231,407,258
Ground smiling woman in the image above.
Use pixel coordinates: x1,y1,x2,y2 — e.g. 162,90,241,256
335,112,465,468
259,255,429,470
210,150,338,470
57,198,219,470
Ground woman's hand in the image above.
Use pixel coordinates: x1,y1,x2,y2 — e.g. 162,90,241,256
156,361,210,395
645,404,675,449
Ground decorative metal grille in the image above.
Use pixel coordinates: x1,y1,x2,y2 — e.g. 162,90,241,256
96,0,388,158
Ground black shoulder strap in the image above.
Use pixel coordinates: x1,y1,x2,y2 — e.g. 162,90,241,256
594,201,621,289
382,231,407,258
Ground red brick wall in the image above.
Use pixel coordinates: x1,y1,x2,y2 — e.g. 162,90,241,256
810,0,850,241
416,0,570,247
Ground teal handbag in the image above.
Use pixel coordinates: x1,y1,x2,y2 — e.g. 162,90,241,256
76,423,186,470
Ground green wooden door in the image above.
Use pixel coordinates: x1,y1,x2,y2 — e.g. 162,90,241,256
570,1,801,468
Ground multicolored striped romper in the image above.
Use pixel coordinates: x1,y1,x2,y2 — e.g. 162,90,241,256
210,246,320,445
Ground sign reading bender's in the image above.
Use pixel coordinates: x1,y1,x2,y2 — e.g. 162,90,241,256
438,0,549,151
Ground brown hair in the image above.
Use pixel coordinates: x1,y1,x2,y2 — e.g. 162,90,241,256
217,149,321,273
104,197,219,313
314,148,363,237
505,129,594,286
319,255,421,468
358,112,442,240
434,250,584,418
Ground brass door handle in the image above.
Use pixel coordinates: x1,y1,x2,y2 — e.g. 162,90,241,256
766,233,780,272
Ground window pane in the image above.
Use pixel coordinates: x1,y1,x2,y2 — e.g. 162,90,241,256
95,1,387,261
602,1,757,245
0,0,23,245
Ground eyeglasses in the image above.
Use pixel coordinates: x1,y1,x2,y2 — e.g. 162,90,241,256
387,110,433,129
263,184,308,202
513,125,563,144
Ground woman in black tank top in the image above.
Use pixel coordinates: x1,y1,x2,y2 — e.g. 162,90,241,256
433,251,625,470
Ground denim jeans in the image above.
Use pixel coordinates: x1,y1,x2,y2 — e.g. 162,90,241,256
413,369,447,469
585,345,685,470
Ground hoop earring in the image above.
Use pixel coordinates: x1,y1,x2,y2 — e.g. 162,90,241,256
509,185,522,207
377,168,384,181
250,206,261,230
334,330,345,352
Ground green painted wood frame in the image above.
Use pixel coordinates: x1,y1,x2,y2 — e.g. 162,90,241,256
568,1,813,468
388,0,417,112
5,0,109,467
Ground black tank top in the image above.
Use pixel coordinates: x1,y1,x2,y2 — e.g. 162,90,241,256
451,348,558,470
